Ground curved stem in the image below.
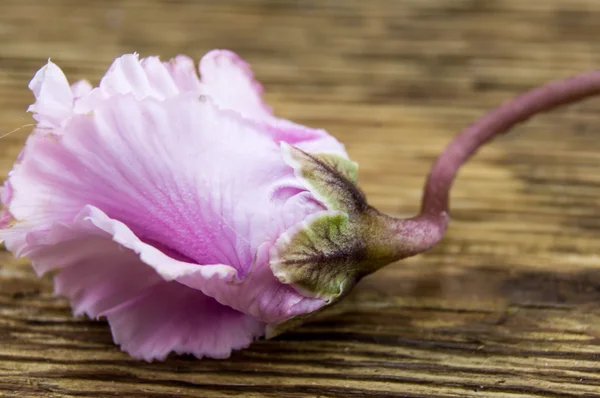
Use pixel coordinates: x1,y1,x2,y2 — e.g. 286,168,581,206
397,70,600,257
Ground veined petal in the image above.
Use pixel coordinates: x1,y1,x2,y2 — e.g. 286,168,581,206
267,117,349,156
106,281,265,361
11,207,263,361
27,225,165,317
199,49,273,119
73,54,202,114
177,231,325,323
198,50,348,156
102,53,201,99
140,56,180,98
4,91,327,323
16,205,235,287
4,201,321,327
99,54,164,100
9,95,288,269
163,55,202,95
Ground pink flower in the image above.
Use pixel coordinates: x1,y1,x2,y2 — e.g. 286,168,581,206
0,50,376,361
5,48,600,362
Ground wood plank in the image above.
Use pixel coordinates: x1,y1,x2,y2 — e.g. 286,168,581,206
3,0,600,396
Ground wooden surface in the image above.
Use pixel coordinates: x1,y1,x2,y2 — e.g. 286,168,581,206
4,0,600,396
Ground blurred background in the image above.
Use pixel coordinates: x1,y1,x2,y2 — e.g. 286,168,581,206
3,1,600,396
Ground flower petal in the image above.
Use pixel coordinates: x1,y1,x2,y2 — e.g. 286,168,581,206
14,204,233,283
267,118,349,156
140,56,181,98
164,55,202,94
198,50,348,156
11,207,263,361
70,80,93,99
9,95,286,269
26,225,164,317
199,49,273,119
4,91,326,323
99,54,165,100
74,54,194,115
99,54,205,101
83,205,237,282
27,60,73,129
177,222,325,323
105,281,264,361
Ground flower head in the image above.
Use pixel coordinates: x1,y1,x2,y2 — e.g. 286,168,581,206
0,50,401,361
4,49,600,361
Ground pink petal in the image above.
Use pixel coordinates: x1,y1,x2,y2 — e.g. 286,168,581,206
74,54,202,115
72,55,175,114
164,55,202,94
27,60,73,129
140,56,180,98
105,281,264,361
0,210,11,229
5,91,326,322
81,205,237,282
99,54,202,101
11,203,237,306
199,50,348,156
28,227,164,317
177,209,325,323
1,181,12,205
268,118,349,156
199,49,273,119
11,95,283,268
27,53,347,159
99,53,163,99
14,208,263,361
70,80,93,99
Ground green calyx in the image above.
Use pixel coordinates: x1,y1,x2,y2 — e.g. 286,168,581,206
270,144,404,304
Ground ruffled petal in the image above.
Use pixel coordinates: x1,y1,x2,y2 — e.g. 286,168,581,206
11,207,263,361
199,49,273,119
9,94,286,267
176,192,326,323
27,60,73,129
73,54,201,115
164,55,202,94
99,53,203,101
70,80,93,99
4,90,326,323
266,117,349,156
85,198,325,323
139,56,180,98
105,281,264,361
3,203,247,311
98,54,165,100
26,53,348,159
198,50,348,156
24,221,164,317
83,205,237,282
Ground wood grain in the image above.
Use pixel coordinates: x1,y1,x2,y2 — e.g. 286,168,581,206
3,0,600,396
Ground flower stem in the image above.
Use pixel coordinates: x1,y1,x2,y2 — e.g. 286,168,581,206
396,71,600,257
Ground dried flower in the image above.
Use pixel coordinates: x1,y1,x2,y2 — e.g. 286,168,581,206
3,49,600,361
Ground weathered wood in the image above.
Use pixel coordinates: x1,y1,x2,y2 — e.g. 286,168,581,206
3,0,600,396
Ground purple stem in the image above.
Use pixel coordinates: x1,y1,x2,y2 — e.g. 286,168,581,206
397,71,600,257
